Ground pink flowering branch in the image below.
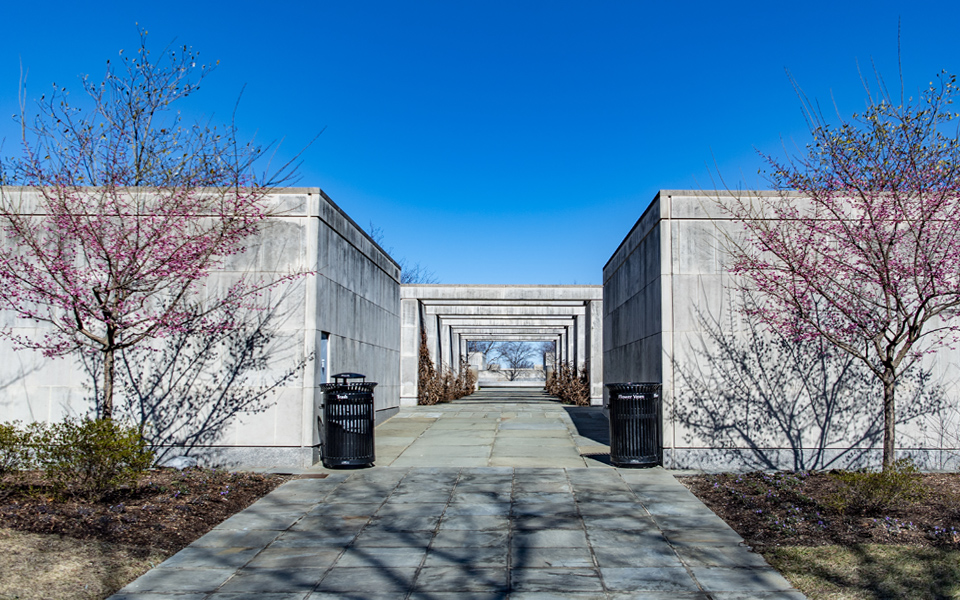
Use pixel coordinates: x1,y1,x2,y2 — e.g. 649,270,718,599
0,29,310,420
722,68,960,469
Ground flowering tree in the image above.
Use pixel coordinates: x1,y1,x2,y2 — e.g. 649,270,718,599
0,31,301,420
725,70,960,469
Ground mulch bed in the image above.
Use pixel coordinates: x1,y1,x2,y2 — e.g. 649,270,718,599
0,469,291,553
4,466,959,559
680,471,960,550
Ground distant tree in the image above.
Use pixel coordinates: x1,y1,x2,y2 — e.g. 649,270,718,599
467,340,499,367
0,30,304,420
399,261,440,285
497,341,536,381
724,68,960,469
367,222,439,284
537,340,557,370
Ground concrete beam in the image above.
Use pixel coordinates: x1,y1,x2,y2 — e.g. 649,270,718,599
402,284,602,302
455,330,568,338
419,299,588,307
461,334,564,341
424,305,587,317
441,318,576,328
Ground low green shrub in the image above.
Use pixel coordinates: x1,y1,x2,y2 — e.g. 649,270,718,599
33,418,155,500
827,458,927,515
0,421,33,478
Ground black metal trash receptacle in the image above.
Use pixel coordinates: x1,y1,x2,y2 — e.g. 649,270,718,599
319,373,377,468
605,382,662,467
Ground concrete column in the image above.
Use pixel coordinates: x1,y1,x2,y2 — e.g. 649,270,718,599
588,299,603,405
440,321,452,371
458,335,467,368
425,310,439,367
450,331,460,369
575,312,587,373
302,211,320,451
400,298,421,406
544,344,556,380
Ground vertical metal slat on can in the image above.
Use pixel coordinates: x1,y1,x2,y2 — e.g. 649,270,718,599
605,382,662,467
319,374,377,468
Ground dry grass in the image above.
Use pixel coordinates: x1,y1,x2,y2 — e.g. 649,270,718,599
0,527,169,600
763,545,960,600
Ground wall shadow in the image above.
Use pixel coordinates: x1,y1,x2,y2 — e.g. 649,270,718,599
0,355,43,421
81,284,311,464
563,406,610,446
672,290,944,471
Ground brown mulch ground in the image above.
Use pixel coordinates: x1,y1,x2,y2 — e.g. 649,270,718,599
0,469,290,553
681,471,960,550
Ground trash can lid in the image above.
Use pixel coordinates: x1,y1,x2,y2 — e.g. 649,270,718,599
332,372,366,379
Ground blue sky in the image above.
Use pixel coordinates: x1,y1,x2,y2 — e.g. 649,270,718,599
1,1,957,284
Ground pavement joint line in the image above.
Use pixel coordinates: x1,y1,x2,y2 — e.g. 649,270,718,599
110,389,805,598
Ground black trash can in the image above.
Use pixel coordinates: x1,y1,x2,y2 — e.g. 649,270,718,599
605,382,662,467
318,373,377,468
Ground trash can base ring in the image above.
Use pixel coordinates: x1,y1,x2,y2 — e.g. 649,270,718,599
322,459,374,469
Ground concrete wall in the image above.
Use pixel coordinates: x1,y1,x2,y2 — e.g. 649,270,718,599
0,187,401,468
604,190,960,471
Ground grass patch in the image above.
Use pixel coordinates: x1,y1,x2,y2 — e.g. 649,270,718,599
763,544,960,600
0,527,169,600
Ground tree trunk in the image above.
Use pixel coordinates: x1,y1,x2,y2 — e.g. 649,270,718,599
882,369,896,470
102,346,115,421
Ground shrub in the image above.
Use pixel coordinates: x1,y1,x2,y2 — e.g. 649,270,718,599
827,458,927,515
461,358,478,396
417,329,476,404
34,418,155,499
546,361,590,405
0,421,33,479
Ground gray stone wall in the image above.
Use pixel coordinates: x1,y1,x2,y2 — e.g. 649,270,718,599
0,187,401,468
312,189,401,422
602,194,665,391
604,190,960,471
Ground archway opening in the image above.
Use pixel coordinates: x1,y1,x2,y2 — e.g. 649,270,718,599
467,339,556,388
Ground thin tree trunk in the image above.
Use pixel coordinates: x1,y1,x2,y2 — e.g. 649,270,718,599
102,347,115,420
882,369,896,470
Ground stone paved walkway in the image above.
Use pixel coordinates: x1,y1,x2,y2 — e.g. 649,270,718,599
374,389,613,468
110,389,806,599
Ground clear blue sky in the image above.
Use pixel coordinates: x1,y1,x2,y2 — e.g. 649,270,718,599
1,1,957,284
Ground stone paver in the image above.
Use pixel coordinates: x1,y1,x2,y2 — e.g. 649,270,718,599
111,389,804,599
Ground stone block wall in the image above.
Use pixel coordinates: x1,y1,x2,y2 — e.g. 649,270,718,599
604,190,960,471
0,187,401,468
